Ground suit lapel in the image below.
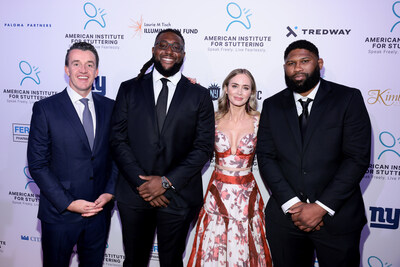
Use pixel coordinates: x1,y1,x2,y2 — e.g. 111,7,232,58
282,89,302,152
58,89,91,151
303,79,332,149
161,77,187,134
141,74,159,133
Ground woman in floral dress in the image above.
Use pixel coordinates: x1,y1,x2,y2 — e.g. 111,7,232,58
188,69,272,267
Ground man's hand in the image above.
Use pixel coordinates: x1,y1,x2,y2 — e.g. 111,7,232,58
149,195,170,208
289,203,327,232
67,199,103,217
137,175,166,201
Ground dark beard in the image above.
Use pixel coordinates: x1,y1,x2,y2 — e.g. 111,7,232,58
153,55,184,77
285,65,321,94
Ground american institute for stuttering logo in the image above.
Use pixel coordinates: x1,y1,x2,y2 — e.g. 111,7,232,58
19,60,40,86
390,1,400,32
226,2,252,31
83,2,106,30
367,256,393,267
64,2,124,50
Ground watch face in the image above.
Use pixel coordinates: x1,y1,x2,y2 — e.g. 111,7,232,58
162,181,170,189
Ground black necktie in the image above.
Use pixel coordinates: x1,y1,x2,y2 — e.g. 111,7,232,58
156,78,169,133
299,98,313,139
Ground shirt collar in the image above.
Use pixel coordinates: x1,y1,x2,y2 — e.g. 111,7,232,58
293,81,320,102
66,85,94,103
152,68,182,86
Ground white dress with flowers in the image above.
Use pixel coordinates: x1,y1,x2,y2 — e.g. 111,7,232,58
188,116,272,267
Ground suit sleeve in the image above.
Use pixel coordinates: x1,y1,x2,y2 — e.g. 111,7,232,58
317,89,371,211
166,89,215,191
256,99,298,207
27,102,75,213
110,82,146,189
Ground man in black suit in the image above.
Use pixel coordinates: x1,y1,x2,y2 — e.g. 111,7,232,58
110,29,214,267
257,40,371,267
27,42,117,266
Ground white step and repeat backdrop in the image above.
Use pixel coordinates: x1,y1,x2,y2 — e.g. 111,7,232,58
1,0,399,266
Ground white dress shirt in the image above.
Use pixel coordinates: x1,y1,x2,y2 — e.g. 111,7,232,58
66,86,97,137
152,68,182,112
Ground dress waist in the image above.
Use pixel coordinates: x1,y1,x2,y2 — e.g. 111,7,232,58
212,168,254,184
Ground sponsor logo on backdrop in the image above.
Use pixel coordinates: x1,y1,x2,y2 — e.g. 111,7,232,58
365,1,400,55
129,15,144,38
20,235,41,242
93,76,106,96
129,16,198,38
364,131,400,181
84,2,106,30
226,2,252,31
368,89,400,106
150,243,159,261
9,166,40,207
208,83,221,101
65,2,125,50
204,2,271,53
286,26,351,38
19,61,40,86
104,253,125,266
13,123,30,143
2,61,58,105
3,21,51,28
390,1,400,32
367,256,393,267
369,206,400,229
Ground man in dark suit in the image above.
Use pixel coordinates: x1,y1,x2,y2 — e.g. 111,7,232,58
27,42,117,267
257,40,371,267
110,29,214,267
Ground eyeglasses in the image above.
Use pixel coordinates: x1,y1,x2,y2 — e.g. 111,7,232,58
155,40,184,52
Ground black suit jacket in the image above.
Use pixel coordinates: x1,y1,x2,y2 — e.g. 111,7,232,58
257,79,371,234
110,73,214,213
27,89,117,223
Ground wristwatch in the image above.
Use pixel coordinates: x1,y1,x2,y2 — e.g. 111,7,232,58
161,176,171,189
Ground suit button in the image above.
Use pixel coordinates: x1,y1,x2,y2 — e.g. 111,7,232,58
303,171,307,175
89,177,94,180
91,157,95,161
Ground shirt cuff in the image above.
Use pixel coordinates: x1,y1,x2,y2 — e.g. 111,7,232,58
282,197,301,214
316,200,335,216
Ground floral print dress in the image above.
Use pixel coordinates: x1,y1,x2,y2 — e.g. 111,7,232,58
188,116,272,267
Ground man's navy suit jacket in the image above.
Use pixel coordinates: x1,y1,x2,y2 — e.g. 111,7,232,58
27,89,117,223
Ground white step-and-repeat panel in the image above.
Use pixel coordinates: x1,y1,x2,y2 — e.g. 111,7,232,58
0,0,399,266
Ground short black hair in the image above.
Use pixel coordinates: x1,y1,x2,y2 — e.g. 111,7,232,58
284,40,319,59
65,42,99,68
155,28,185,47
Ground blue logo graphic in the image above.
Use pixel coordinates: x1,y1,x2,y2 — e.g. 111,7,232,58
226,2,252,31
369,206,400,229
208,83,220,100
83,2,106,30
92,76,106,96
286,26,298,37
13,123,30,143
19,61,40,86
368,256,392,267
24,166,35,189
391,1,400,32
377,131,400,159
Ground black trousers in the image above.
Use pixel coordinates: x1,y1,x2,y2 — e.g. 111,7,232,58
265,215,362,267
117,202,199,267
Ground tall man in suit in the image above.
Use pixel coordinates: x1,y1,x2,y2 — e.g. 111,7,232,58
27,42,117,267
257,40,371,267
110,29,214,267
